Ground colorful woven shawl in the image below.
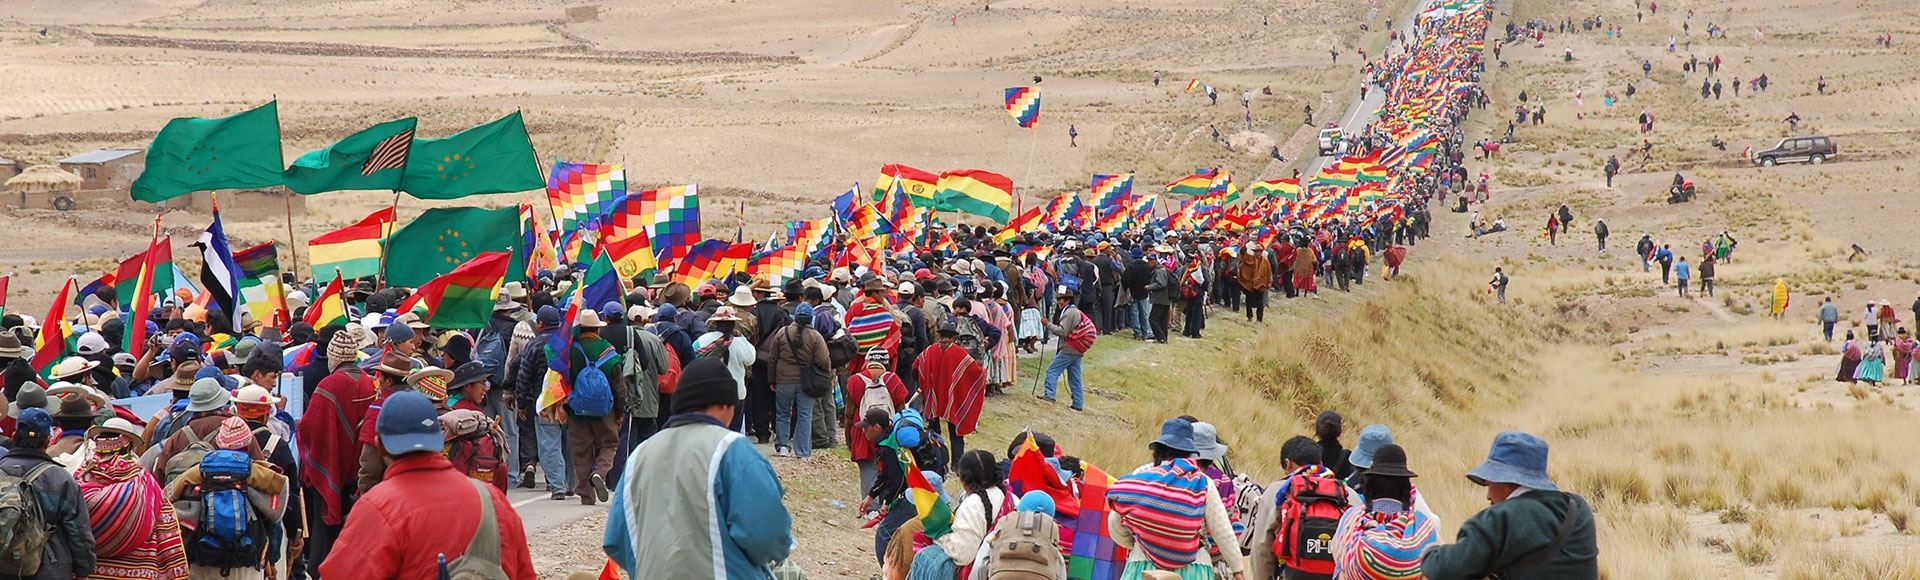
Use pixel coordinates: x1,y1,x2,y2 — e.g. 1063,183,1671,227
1107,458,1210,570
1332,507,1438,580
79,453,189,580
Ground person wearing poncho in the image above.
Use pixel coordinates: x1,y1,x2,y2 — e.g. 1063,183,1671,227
1106,418,1244,580
916,324,987,470
846,278,903,375
1330,444,1437,580
78,426,188,580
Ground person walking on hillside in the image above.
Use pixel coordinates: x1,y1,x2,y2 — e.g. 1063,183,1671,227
1603,156,1619,188
1239,243,1274,322
1420,432,1598,580
1855,338,1887,386
325,391,536,579
1332,444,1439,580
1838,331,1863,382
1770,279,1791,319
1674,257,1691,297
921,322,989,466
1041,287,1093,411
1891,329,1916,385
1698,256,1716,296
758,303,831,459
1819,297,1840,341
1246,435,1358,580
1594,219,1610,252
297,331,375,575
604,358,793,579
1069,125,1079,147
1654,245,1674,283
564,310,627,505
1489,268,1509,303
1635,235,1654,272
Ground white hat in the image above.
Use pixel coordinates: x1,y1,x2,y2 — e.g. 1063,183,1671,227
727,286,757,308
233,384,282,406
709,306,743,322
627,305,655,322
897,281,917,295
286,290,310,311
51,357,99,380
574,309,608,328
75,333,110,356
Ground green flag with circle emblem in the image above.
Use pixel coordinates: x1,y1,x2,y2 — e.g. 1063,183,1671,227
382,206,525,288
130,102,285,202
399,112,544,200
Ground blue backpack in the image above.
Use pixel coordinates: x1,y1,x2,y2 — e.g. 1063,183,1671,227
1059,267,1082,293
186,450,266,572
567,345,619,418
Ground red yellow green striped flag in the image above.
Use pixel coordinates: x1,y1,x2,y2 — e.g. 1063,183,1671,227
302,276,350,329
395,252,511,329
903,448,953,537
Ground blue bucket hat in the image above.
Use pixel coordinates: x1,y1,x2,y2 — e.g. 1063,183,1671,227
1349,424,1395,469
1151,417,1197,454
1466,431,1558,491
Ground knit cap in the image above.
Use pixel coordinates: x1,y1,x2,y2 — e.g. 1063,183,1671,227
213,416,252,450
671,357,739,414
326,330,363,367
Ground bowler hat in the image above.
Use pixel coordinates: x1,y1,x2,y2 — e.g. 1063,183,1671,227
1466,431,1558,491
1361,444,1418,478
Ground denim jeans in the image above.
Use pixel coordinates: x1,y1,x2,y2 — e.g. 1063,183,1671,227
485,397,519,488
1043,352,1084,409
773,383,814,458
1129,299,1152,339
534,415,573,492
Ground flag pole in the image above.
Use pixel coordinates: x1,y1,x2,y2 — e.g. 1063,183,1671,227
283,189,300,277
376,188,401,291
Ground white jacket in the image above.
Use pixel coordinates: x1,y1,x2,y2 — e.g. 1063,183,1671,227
937,487,1006,567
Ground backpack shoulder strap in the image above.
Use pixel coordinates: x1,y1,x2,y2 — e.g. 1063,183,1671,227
19,463,56,487
252,427,282,456
462,478,503,565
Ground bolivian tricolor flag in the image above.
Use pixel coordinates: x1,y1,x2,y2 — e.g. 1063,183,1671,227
302,276,350,329
993,206,1045,245
875,164,942,208
935,169,1014,224
1184,78,1200,93
1250,178,1302,200
307,207,394,282
902,448,953,537
1165,170,1217,195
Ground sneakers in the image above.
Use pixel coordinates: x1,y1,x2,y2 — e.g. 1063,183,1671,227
551,489,569,501
591,473,610,503
519,466,538,489
775,446,793,457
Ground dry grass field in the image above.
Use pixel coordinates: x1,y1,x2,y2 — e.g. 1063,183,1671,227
3,0,1920,577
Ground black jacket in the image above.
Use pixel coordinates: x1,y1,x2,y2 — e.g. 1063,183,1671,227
0,449,93,580
1123,259,1153,300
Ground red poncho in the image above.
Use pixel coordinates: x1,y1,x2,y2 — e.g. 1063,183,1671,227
845,371,908,462
298,367,375,526
916,343,987,435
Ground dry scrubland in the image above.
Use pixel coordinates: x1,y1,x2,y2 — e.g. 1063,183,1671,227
4,0,1920,577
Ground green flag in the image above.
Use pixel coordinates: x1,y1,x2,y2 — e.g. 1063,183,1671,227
131,102,285,202
282,118,417,194
399,112,543,200
382,207,524,287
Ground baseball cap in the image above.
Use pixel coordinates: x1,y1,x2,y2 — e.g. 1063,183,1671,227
375,390,443,455
536,305,561,326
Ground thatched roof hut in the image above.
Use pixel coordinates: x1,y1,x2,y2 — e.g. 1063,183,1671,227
5,165,81,193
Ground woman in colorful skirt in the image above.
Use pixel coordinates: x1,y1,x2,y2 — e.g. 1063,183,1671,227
1837,331,1862,383
1855,339,1887,386
1108,418,1245,580
984,283,1018,392
1332,444,1438,580
1892,328,1917,385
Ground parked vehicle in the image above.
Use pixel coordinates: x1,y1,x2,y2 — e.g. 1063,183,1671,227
1317,125,1346,156
1749,135,1836,167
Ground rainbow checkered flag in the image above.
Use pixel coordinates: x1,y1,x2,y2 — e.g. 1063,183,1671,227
1067,462,1126,580
1005,87,1040,128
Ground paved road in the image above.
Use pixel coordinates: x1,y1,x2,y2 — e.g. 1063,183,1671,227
1304,0,1435,177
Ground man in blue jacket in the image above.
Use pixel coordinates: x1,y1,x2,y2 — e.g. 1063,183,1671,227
605,357,793,579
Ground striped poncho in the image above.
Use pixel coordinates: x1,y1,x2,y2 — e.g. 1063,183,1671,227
1107,458,1210,570
1331,505,1438,580
845,298,900,373
79,453,189,580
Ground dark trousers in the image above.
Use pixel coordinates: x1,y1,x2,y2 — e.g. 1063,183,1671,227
746,372,775,441
1097,286,1119,333
516,412,539,473
1245,287,1267,322
927,418,965,472
874,503,916,565
1220,282,1241,311
1150,303,1171,341
608,415,658,486
1182,300,1205,337
302,485,351,578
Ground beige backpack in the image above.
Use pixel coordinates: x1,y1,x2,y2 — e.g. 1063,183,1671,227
987,510,1061,580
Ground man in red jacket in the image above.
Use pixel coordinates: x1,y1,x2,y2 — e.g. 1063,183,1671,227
325,390,536,579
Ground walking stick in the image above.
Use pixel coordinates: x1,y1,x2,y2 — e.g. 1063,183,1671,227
1029,337,1050,397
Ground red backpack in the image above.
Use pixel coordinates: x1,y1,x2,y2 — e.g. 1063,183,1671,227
1271,472,1349,575
1064,311,1098,354
658,344,683,395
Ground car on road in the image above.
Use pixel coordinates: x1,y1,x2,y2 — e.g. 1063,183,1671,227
1317,125,1347,156
1749,135,1837,167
